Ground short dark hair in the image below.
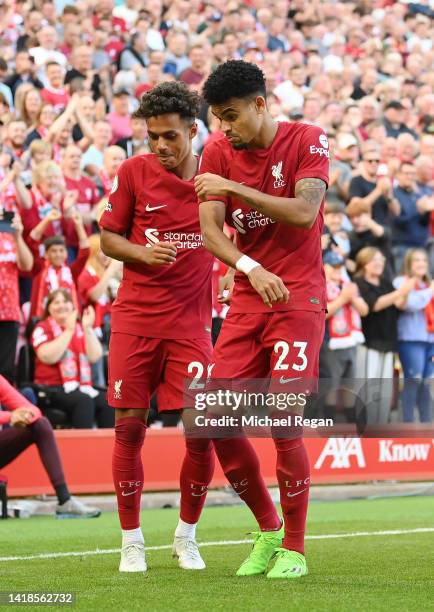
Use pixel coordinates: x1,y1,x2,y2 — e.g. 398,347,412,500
63,5,79,15
202,60,266,105
133,82,200,123
44,235,66,251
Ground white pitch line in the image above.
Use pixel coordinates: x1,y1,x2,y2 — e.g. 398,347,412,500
0,528,433,563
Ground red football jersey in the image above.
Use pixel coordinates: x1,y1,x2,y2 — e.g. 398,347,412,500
99,154,213,339
32,319,63,386
63,175,100,247
199,122,329,313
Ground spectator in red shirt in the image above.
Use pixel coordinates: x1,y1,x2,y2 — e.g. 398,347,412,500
58,22,82,60
94,146,126,198
29,212,90,319
31,288,114,428
0,374,101,517
135,63,166,98
16,160,65,241
61,144,100,250
179,46,208,86
92,0,127,35
0,212,33,382
41,62,70,114
78,232,122,336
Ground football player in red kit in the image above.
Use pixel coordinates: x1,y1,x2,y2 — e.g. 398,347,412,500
195,61,329,579
99,83,216,573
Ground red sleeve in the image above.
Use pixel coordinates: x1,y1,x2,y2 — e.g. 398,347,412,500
198,143,229,205
0,375,41,424
70,247,90,281
31,321,53,350
99,160,135,234
294,125,330,187
78,268,98,304
26,234,44,275
29,272,41,319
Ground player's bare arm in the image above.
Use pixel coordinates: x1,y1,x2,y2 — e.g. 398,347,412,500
200,200,288,308
100,228,178,266
195,174,326,229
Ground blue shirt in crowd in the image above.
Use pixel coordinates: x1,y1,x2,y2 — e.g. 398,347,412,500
393,277,434,342
392,186,430,247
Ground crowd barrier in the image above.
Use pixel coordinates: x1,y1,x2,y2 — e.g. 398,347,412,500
4,428,434,496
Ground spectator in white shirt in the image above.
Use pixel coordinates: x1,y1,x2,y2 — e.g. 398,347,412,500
29,27,67,75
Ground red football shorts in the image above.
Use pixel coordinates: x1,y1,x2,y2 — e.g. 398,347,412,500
108,332,212,410
209,310,325,392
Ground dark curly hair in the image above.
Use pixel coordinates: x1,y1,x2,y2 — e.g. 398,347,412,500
202,60,266,105
133,82,200,124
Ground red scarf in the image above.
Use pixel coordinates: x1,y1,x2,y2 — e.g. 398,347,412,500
48,318,97,397
85,265,110,330
327,279,365,349
35,261,79,317
414,279,434,332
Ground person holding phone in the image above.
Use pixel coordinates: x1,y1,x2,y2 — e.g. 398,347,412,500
31,288,113,428
0,212,33,383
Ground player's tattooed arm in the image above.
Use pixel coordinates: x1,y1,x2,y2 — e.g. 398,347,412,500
230,177,326,228
294,178,327,208
195,173,327,228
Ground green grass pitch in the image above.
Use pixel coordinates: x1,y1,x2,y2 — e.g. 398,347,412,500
1,496,433,611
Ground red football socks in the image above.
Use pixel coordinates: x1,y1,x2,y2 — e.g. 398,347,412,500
213,436,281,531
274,437,310,554
180,437,215,524
112,416,147,530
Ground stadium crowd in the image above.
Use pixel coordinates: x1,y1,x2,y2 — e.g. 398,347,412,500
0,0,434,428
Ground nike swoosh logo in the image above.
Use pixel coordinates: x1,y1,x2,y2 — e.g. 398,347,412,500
234,488,248,495
146,204,167,211
121,490,138,497
191,491,207,497
286,488,307,498
279,376,302,384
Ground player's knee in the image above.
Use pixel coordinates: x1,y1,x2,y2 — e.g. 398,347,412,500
115,416,147,446
185,437,213,457
29,416,53,438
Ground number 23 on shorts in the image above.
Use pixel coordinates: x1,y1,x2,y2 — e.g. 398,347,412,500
273,340,308,372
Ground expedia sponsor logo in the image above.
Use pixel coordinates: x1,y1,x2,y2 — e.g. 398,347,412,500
310,145,330,157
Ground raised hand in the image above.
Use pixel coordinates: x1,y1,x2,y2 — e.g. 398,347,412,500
82,305,96,329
